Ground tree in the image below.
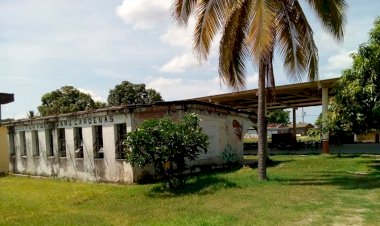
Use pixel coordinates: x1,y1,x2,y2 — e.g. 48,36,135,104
329,17,380,134
267,109,290,124
172,0,347,180
108,81,163,106
38,86,101,116
125,113,208,189
315,113,323,130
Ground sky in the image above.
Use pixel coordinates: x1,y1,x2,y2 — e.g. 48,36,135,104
0,0,379,123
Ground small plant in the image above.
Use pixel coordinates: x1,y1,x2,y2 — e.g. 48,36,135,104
125,113,208,189
222,144,237,165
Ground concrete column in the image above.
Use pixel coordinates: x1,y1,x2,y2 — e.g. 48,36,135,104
322,87,329,153
292,108,297,147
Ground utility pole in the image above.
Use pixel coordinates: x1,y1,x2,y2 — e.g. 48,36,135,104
302,107,306,123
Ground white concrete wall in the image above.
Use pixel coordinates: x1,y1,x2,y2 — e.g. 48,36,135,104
7,104,253,183
197,112,253,165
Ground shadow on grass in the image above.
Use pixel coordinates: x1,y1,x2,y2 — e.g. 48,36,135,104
328,154,375,159
147,175,238,198
243,158,293,169
273,159,380,190
147,158,292,198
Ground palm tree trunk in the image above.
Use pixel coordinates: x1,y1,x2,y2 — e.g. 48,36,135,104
257,60,267,180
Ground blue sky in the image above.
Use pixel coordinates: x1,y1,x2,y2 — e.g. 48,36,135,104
1,0,379,123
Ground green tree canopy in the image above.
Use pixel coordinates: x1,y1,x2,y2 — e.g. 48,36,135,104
107,81,163,106
329,17,380,134
38,86,102,116
267,109,290,124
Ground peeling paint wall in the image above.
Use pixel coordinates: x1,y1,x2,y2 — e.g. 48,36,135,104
6,102,254,183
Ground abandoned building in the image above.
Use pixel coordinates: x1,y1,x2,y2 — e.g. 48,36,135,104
3,101,254,183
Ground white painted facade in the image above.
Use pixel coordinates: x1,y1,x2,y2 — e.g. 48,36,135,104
6,101,254,183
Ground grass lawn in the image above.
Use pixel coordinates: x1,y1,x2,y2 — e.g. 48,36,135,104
1,155,379,226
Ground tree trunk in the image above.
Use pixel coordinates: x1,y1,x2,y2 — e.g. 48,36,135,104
257,60,267,180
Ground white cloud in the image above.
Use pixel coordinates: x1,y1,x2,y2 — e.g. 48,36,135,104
160,18,195,49
324,50,355,71
159,53,201,73
116,0,170,30
78,88,105,102
146,76,230,100
246,73,259,85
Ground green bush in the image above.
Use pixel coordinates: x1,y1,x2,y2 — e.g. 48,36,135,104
125,113,209,189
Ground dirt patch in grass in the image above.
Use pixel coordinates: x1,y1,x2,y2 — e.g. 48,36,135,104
333,208,367,226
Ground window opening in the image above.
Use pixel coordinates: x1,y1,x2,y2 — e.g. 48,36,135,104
20,131,27,156
74,127,83,158
32,130,40,156
46,129,54,156
58,128,66,157
94,126,103,159
115,123,127,159
9,129,15,156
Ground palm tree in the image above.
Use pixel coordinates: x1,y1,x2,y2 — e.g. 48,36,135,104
172,0,347,180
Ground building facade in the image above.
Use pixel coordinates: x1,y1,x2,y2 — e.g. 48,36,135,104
0,126,9,174
5,101,254,183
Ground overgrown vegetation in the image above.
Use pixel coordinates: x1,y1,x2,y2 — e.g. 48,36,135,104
1,155,379,225
125,113,208,189
329,17,380,134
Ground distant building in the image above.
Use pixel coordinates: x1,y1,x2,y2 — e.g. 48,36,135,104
244,123,315,139
4,101,253,183
287,123,315,136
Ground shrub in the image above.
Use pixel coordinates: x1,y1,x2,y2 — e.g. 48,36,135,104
125,113,208,189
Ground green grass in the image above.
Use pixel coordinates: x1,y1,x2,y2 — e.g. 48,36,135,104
1,155,380,225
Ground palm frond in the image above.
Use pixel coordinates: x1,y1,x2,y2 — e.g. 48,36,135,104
172,0,198,25
218,0,251,90
305,0,348,41
293,0,319,81
276,0,307,81
247,0,276,63
194,0,231,61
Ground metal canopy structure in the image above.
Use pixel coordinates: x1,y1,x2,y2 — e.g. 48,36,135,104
0,93,14,122
194,78,339,112
0,93,14,105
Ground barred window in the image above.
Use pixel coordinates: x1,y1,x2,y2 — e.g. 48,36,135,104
74,127,83,158
19,131,27,156
93,126,103,159
115,123,127,159
58,128,66,157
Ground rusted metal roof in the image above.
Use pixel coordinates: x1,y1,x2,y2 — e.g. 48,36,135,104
193,78,339,112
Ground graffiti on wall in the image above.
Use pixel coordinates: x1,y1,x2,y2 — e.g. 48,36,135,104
232,119,242,140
